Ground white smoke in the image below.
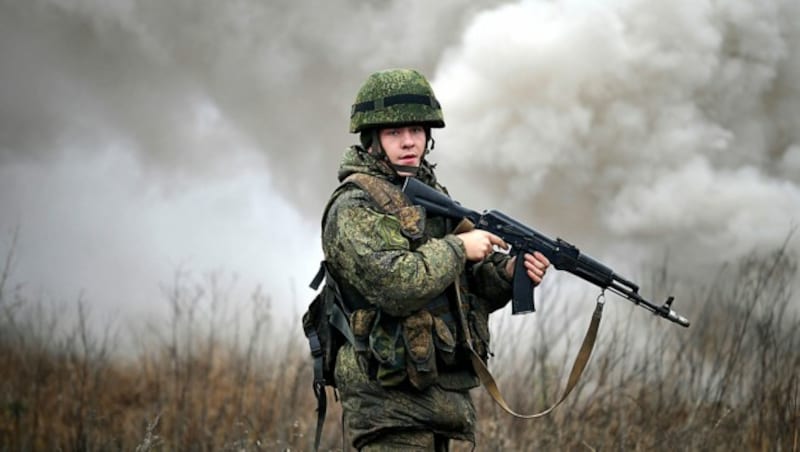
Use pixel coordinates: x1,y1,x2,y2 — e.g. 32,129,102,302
0,0,504,211
0,0,506,333
2,0,799,336
432,0,800,287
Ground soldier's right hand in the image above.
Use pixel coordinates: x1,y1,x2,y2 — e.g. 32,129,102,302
456,230,508,261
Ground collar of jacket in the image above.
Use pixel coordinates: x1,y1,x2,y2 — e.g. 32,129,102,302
337,145,439,188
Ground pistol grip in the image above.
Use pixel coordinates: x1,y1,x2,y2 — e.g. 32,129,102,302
511,254,535,315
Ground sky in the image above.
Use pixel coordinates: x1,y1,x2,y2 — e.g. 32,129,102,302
1,0,798,339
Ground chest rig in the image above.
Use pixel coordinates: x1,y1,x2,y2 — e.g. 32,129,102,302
325,173,480,390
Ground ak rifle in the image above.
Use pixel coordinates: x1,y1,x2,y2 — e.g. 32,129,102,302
402,177,690,327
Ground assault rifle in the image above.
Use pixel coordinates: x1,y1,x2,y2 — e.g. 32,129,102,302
402,177,690,327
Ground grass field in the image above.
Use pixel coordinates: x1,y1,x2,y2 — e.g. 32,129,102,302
0,245,798,451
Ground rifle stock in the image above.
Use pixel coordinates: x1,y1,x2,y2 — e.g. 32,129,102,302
402,177,690,327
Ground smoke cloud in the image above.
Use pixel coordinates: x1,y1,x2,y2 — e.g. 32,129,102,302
0,0,500,206
433,0,800,286
1,0,798,332
0,0,502,329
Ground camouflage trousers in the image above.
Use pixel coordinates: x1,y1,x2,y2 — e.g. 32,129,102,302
334,344,476,450
360,430,450,451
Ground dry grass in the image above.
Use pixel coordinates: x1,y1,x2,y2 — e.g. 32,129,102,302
0,239,798,451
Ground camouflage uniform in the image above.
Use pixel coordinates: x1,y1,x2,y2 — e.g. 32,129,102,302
322,69,515,451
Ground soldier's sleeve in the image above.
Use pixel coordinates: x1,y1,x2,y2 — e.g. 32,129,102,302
466,253,514,313
437,182,514,313
324,190,466,317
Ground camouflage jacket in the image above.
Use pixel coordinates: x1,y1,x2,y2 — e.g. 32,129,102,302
322,145,514,390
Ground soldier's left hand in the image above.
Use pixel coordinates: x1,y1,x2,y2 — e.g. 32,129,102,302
506,251,550,285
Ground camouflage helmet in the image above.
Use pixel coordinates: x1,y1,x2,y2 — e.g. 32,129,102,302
349,68,445,133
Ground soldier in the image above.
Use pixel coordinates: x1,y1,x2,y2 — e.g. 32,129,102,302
321,68,550,451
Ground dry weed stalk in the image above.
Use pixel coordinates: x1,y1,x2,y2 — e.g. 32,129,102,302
0,237,797,450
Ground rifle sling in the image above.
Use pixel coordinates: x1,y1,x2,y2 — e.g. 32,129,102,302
470,299,604,418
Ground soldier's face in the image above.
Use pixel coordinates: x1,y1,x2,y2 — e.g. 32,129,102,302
378,125,426,176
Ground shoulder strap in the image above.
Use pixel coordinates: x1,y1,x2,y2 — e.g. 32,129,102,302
342,173,410,214
307,261,357,452
339,174,426,240
321,173,420,236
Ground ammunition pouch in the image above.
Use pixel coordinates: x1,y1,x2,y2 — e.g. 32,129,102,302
403,310,437,390
348,305,459,390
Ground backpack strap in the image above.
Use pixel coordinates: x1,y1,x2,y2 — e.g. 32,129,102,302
308,330,326,451
305,264,328,451
307,261,360,451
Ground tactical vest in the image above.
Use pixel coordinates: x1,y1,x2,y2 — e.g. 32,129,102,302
321,173,491,391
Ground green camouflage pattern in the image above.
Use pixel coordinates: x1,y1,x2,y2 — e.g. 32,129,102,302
350,68,445,133
323,147,464,318
335,344,475,450
342,173,427,241
360,429,450,451
322,145,516,449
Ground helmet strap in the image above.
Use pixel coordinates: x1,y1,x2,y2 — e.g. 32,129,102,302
425,130,435,157
368,129,385,158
